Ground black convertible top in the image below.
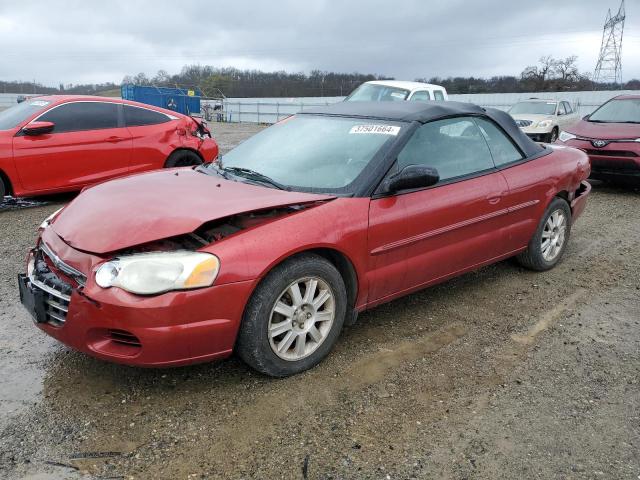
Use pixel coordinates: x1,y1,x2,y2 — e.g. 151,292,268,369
301,101,545,158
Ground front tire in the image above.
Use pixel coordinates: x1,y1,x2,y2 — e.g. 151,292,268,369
546,128,559,143
517,197,571,271
236,254,347,377
164,150,202,168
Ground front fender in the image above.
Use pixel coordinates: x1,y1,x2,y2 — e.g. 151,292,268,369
205,197,371,307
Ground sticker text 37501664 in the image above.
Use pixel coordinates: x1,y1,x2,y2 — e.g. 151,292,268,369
349,125,400,136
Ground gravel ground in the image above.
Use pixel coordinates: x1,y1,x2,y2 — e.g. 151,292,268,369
0,123,639,480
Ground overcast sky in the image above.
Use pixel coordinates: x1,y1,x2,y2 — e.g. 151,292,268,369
0,0,638,87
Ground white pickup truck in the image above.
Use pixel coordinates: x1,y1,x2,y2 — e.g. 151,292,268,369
345,80,448,103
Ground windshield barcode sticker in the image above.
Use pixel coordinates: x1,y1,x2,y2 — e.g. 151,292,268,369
349,125,400,136
29,100,50,107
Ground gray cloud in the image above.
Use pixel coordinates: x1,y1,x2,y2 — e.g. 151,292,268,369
0,0,638,86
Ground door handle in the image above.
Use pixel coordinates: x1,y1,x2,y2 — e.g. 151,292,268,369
106,136,127,143
487,191,507,205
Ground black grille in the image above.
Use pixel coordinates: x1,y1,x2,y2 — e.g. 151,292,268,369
585,149,638,158
516,120,533,127
31,250,72,325
590,157,640,171
109,329,142,347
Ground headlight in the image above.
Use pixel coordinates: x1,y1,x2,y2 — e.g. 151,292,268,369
95,251,220,295
39,207,64,230
558,131,577,142
537,120,553,129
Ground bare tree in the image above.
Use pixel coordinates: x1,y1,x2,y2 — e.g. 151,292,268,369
521,56,563,90
554,56,579,82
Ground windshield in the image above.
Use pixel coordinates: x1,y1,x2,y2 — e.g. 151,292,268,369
218,115,404,193
345,84,410,102
0,99,51,130
589,98,640,123
509,102,557,116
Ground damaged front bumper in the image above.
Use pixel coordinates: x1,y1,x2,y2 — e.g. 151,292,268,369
20,228,255,367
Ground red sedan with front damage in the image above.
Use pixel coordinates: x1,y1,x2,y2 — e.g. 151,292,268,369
557,95,640,184
0,95,218,198
19,101,590,377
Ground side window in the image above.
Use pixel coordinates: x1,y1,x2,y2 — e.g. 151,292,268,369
557,103,566,116
124,105,170,127
563,102,573,114
397,117,495,182
409,91,431,102
433,90,445,101
474,117,524,167
39,102,119,133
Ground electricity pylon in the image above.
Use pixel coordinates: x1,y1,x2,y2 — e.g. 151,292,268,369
593,0,626,86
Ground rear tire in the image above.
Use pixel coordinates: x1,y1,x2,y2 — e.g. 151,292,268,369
0,177,6,199
236,253,347,377
164,150,202,168
517,197,571,271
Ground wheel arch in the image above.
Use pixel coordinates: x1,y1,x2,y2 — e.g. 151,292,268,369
164,147,205,167
306,247,359,316
555,189,569,203
0,169,13,196
247,246,360,320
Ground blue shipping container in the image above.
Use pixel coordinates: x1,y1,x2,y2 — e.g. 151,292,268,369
121,85,201,116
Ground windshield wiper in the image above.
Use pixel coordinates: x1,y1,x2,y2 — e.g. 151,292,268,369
195,161,231,179
221,166,289,190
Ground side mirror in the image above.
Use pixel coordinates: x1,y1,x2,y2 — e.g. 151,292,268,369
22,121,55,136
383,165,439,193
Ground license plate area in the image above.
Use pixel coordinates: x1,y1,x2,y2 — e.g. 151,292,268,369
18,274,48,324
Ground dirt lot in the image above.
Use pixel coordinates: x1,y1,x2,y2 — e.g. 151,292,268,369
1,123,639,480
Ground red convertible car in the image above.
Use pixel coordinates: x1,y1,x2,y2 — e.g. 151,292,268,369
0,95,218,198
19,101,590,377
557,95,640,183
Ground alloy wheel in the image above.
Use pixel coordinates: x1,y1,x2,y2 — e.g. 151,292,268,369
541,209,567,261
268,277,335,361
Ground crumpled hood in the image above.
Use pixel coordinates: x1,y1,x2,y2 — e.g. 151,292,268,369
567,119,640,140
52,168,333,254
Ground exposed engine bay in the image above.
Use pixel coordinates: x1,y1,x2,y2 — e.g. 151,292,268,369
117,204,317,255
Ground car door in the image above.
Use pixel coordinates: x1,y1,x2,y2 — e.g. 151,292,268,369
13,101,132,192
556,102,567,129
123,104,176,173
474,116,552,252
367,116,510,304
562,101,578,129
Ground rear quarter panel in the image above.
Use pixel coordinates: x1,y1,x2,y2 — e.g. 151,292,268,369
126,121,183,173
500,146,589,248
126,117,208,173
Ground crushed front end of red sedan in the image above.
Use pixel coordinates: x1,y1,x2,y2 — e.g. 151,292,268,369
19,101,591,377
